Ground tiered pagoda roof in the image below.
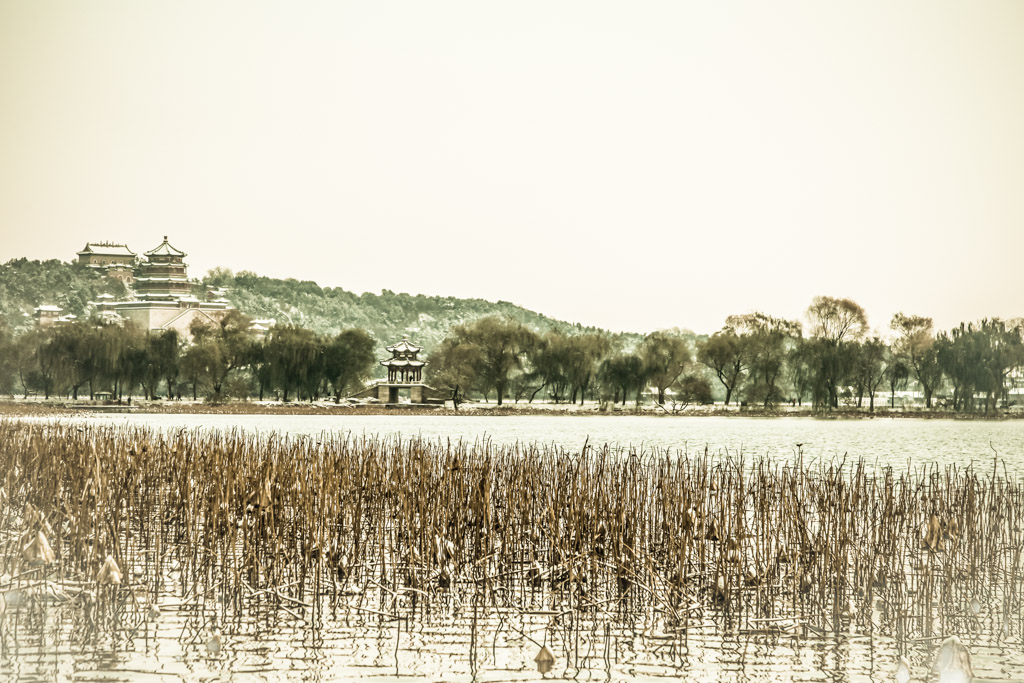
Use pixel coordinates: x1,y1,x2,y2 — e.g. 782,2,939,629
382,359,424,368
145,237,186,258
380,337,426,383
386,338,423,355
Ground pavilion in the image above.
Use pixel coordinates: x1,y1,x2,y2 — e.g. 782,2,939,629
377,337,428,404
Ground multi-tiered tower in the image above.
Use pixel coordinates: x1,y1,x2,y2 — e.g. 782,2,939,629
133,237,194,301
106,236,230,336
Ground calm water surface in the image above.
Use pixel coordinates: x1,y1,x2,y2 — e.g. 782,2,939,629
62,413,1024,473
5,413,1023,681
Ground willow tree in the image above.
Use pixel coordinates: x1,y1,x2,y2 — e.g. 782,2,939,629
187,309,253,402
441,317,537,406
891,313,943,408
429,337,485,408
805,296,867,409
0,320,14,396
851,337,889,411
264,324,322,402
565,332,613,404
697,329,747,406
729,313,800,407
937,319,1024,413
526,331,573,403
324,328,376,401
639,330,691,406
149,329,181,399
598,353,646,406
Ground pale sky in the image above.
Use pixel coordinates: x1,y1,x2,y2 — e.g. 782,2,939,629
2,1,1023,335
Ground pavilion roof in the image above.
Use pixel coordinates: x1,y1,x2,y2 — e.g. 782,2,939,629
145,236,187,257
380,359,426,368
386,338,423,354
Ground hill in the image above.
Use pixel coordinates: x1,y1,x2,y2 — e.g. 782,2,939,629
0,259,638,353
0,258,128,331
204,268,629,353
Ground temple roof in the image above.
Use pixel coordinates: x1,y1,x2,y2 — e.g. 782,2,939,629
380,359,426,368
386,338,423,354
145,236,187,258
78,242,136,257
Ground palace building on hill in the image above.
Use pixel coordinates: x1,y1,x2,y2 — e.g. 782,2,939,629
133,237,195,301
34,304,77,326
69,236,233,338
76,242,137,284
112,236,231,336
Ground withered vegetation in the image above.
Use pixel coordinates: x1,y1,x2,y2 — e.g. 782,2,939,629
1,420,1021,656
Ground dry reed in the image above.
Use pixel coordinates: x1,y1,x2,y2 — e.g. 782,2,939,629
0,419,1021,663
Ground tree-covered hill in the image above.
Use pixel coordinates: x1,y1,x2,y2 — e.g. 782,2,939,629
0,259,641,354
205,269,632,353
0,259,128,331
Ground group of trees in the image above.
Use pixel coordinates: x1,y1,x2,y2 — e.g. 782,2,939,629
0,320,175,401
0,258,128,330
3,290,1024,414
427,298,1024,414
0,310,377,403
694,297,1024,413
429,317,711,409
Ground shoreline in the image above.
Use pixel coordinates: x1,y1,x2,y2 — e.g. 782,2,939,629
1,399,1021,420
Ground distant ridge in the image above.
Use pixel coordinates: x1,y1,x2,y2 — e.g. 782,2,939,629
204,269,628,353
0,258,639,353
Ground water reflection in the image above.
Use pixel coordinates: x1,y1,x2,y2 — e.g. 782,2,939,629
50,413,1024,474
3,580,1022,681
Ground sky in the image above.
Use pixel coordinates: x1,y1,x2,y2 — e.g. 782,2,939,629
2,1,1023,336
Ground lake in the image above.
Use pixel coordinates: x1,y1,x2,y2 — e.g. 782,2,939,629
53,412,1024,473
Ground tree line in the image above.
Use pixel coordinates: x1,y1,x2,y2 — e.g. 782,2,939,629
428,297,1024,413
1,295,1022,412
429,317,711,410
0,311,377,403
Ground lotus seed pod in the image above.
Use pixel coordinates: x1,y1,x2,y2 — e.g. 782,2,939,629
714,574,729,603
535,645,555,674
922,514,942,552
23,530,57,565
96,555,122,585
